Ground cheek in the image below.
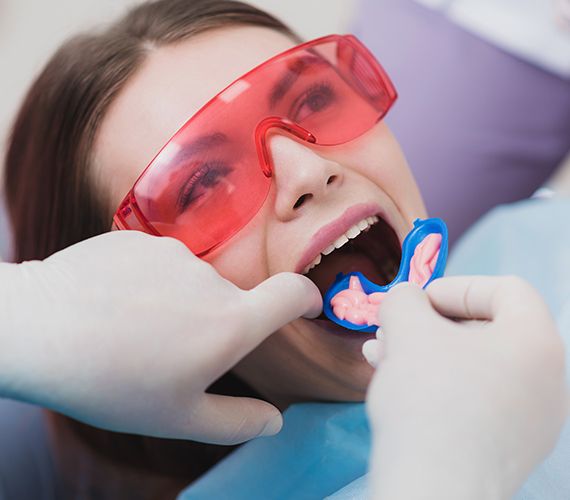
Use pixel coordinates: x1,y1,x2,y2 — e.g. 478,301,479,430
353,125,411,183
206,214,269,290
338,124,426,217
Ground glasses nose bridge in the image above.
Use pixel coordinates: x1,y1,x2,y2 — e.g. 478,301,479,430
255,116,316,177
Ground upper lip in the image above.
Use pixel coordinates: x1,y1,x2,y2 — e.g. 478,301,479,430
295,202,387,274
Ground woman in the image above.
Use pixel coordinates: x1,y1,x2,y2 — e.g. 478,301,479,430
4,0,425,497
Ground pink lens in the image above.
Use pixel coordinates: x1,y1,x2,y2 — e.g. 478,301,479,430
113,35,396,256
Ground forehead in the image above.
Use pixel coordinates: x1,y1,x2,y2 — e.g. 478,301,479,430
94,25,297,205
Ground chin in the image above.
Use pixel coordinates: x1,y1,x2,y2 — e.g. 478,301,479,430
331,359,375,401
290,318,376,401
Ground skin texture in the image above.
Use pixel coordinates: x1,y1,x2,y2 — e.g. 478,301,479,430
93,25,427,408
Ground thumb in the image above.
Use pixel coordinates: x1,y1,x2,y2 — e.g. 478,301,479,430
426,275,518,321
188,394,283,445
239,272,322,353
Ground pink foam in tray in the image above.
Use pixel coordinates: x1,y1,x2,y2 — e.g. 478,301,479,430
330,233,441,327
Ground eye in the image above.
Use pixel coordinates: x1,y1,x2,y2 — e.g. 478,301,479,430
289,82,336,122
176,161,234,212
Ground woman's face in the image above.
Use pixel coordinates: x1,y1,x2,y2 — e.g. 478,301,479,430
94,26,426,407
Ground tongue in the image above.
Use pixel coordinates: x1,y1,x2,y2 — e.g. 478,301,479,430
307,250,383,296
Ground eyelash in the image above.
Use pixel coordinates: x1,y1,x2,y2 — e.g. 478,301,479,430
289,81,336,122
177,161,234,212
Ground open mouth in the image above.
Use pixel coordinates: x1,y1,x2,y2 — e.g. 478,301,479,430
303,214,402,319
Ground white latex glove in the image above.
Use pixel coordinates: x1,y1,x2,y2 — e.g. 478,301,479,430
0,231,321,444
364,276,568,500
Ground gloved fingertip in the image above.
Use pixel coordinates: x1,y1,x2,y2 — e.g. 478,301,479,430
300,297,323,319
376,327,384,340
362,339,380,368
296,275,323,319
259,413,283,437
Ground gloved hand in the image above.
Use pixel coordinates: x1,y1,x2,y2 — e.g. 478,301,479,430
0,231,321,445
364,276,568,500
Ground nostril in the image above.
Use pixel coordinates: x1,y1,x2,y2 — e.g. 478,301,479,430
327,175,337,185
293,193,313,209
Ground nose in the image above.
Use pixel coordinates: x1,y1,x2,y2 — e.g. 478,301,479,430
268,133,343,221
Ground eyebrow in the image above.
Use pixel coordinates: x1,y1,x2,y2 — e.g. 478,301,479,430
170,132,229,208
268,54,328,108
173,132,229,163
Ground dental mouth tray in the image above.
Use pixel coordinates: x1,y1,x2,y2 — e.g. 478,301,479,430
322,218,448,333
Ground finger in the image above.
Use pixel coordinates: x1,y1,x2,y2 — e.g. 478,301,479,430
376,327,384,340
239,272,322,354
379,282,440,352
187,394,283,445
362,339,383,367
380,282,434,334
426,275,531,321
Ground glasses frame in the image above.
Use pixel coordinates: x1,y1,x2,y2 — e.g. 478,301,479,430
112,34,397,256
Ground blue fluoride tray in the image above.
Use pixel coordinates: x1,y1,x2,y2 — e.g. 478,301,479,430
322,217,448,333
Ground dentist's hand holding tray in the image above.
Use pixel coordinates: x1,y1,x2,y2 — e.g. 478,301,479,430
307,213,566,499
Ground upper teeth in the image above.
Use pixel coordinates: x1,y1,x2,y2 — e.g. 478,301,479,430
302,215,380,274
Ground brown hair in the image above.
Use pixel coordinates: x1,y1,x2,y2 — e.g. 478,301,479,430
3,1,298,497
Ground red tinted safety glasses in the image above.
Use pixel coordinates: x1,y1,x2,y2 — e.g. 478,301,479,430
112,34,397,257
